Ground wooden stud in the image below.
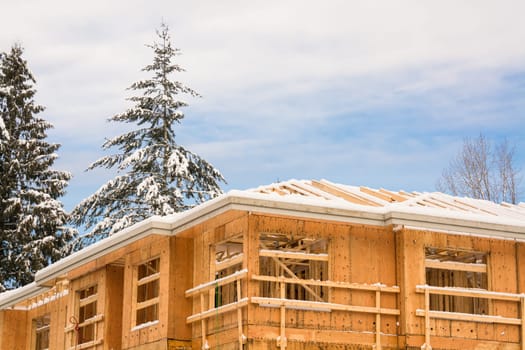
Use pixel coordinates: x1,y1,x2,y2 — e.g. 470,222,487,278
520,294,525,350
200,292,207,349
259,242,323,302
376,290,381,350
279,281,286,350
425,259,487,273
237,278,244,348
424,288,431,349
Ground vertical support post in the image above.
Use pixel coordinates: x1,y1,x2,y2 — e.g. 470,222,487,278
237,278,244,349
422,288,432,350
200,292,207,350
278,280,287,350
520,295,525,350
375,290,382,350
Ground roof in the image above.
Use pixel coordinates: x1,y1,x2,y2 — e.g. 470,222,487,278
253,179,525,220
1,179,524,309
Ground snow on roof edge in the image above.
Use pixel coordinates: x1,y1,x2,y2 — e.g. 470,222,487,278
0,282,49,310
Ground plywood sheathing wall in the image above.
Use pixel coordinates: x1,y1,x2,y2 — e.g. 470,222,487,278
189,210,249,350
0,309,28,350
105,264,124,349
67,267,107,350
26,285,68,350
122,235,171,349
398,226,523,349
167,235,193,341
247,213,398,349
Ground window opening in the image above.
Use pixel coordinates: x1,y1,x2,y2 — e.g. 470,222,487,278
259,232,328,302
34,314,50,350
214,234,243,307
425,247,488,314
78,285,98,344
136,257,160,326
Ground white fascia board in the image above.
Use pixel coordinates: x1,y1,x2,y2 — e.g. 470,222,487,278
385,209,525,239
0,282,49,310
222,190,387,226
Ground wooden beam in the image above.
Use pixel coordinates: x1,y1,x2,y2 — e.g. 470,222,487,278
378,188,409,202
424,288,431,349
136,297,159,311
310,180,381,206
520,294,525,350
67,339,103,350
215,254,243,272
78,294,98,307
360,186,393,202
376,290,382,350
64,314,104,333
186,298,249,323
259,249,329,261
425,259,487,273
185,269,248,297
279,281,287,350
137,272,160,286
251,297,400,315
416,309,522,325
252,274,400,293
200,293,206,349
236,279,244,348
416,285,521,301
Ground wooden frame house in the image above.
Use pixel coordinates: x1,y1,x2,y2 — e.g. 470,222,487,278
0,179,524,350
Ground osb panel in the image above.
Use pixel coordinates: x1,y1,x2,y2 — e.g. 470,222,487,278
406,333,520,350
66,233,169,281
0,309,27,350
517,243,525,293
399,227,523,345
167,236,193,340
25,289,68,350
125,337,190,350
489,239,520,343
122,236,170,349
105,265,124,350
247,338,395,350
177,210,248,240
348,225,396,285
247,324,399,349
66,268,107,350
189,213,249,341
395,228,425,336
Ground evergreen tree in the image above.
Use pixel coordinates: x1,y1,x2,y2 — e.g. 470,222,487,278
0,44,75,291
71,24,225,246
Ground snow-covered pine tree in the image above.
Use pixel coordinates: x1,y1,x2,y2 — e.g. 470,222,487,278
0,44,75,291
71,24,225,246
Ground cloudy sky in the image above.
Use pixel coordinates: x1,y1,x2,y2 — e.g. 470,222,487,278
2,0,525,209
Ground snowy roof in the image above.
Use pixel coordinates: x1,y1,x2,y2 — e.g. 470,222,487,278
251,179,525,221
1,179,524,309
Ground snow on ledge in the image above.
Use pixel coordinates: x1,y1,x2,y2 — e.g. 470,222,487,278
131,319,159,332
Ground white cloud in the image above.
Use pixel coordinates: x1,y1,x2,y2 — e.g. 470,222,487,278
1,0,525,207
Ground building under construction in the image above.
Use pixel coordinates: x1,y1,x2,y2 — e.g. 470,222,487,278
0,179,524,350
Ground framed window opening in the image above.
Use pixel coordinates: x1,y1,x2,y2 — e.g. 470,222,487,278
77,285,98,345
214,234,244,307
425,247,489,314
259,232,329,302
135,257,160,326
33,314,50,350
